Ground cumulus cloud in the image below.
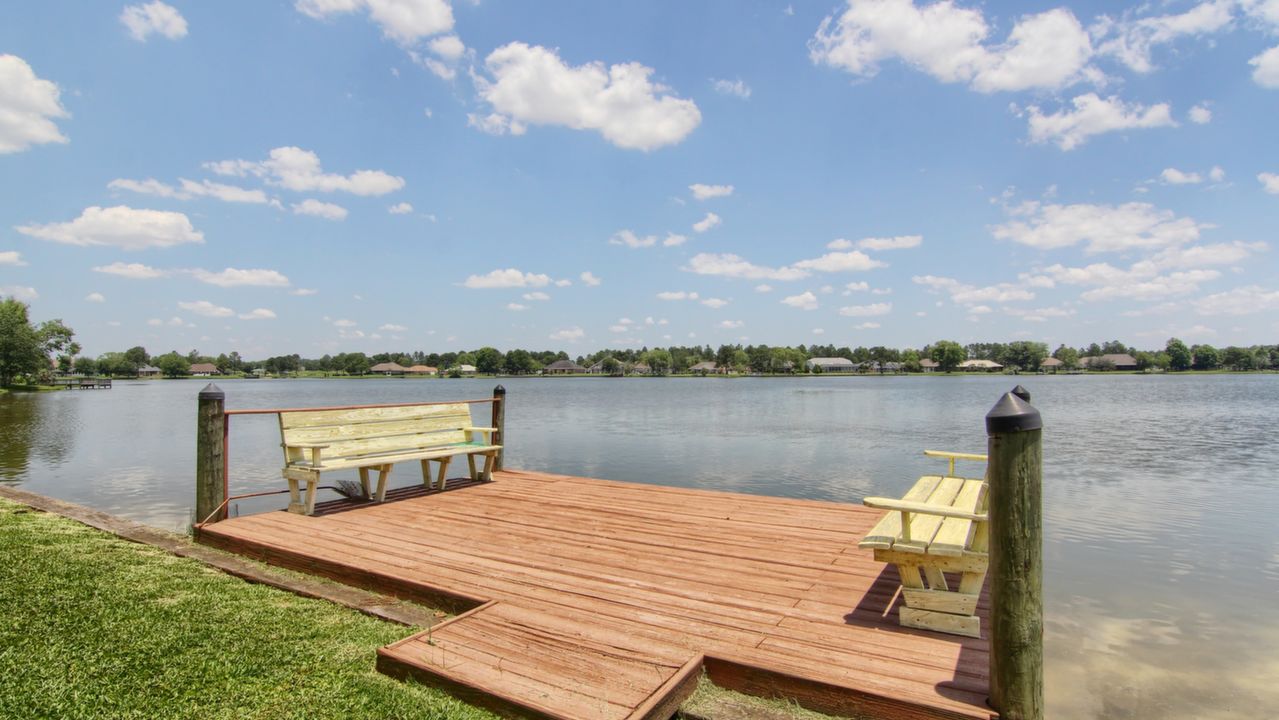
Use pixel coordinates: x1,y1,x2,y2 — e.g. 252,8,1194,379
120,2,188,42
1160,168,1203,185
206,146,405,196
463,268,552,289
656,290,699,301
701,297,729,309
379,323,407,331
580,271,601,286
1259,172,1279,193
692,212,721,233
0,286,38,301
1252,46,1279,87
1188,104,1213,124
1193,285,1279,315
854,322,881,330
1081,270,1219,301
388,202,413,214
610,230,657,248
1023,94,1175,150
685,253,808,281
93,261,168,279
108,177,269,203
467,112,525,136
295,0,454,45
781,291,819,310
0,55,69,154
178,300,234,318
1095,1,1234,74
690,183,734,200
506,303,528,311
474,42,700,150
718,320,744,329
754,284,773,293
663,233,688,247
522,291,550,301
792,250,886,272
838,302,892,317
857,235,922,250
17,206,203,250
238,308,276,320
549,326,585,342
711,79,751,99
810,1,1094,93
991,201,1202,253
913,275,1036,305
190,268,290,288
291,288,318,296
0,251,26,266
85,292,105,303
291,199,348,220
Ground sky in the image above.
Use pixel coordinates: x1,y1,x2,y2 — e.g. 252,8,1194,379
2,0,1278,359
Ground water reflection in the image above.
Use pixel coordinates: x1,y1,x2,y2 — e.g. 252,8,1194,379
2,375,1278,717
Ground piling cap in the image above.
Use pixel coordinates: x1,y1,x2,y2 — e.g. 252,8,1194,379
198,383,224,400
493,384,506,396
986,391,1042,434
1011,385,1031,402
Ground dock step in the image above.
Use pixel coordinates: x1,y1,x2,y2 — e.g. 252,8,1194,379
377,601,702,720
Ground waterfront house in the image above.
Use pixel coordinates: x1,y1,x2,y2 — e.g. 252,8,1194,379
190,363,220,377
919,358,938,372
137,364,161,377
457,364,477,376
959,359,1003,372
629,362,651,375
1040,357,1064,373
370,362,407,376
405,365,437,376
806,357,856,373
688,361,722,375
1079,353,1138,371
543,359,586,375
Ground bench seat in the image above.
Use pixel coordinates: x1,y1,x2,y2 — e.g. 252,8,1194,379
859,451,989,638
278,403,501,515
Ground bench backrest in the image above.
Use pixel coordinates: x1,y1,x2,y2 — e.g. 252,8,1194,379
279,403,476,465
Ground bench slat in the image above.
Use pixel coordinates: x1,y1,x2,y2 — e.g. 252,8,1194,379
288,429,472,462
892,476,965,554
927,479,986,557
279,403,472,430
284,443,502,474
858,475,941,550
282,414,472,445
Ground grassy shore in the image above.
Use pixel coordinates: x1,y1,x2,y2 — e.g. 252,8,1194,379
0,497,496,720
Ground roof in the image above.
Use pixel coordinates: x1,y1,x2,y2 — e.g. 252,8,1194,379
406,365,437,373
370,362,407,372
919,359,939,367
138,364,161,372
189,363,219,373
458,364,477,372
959,359,1003,368
1081,353,1138,367
689,361,718,371
1040,357,1064,366
545,359,585,371
807,357,855,365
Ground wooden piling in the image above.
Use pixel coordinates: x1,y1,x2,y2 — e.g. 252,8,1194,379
985,389,1044,720
490,385,505,472
195,383,227,524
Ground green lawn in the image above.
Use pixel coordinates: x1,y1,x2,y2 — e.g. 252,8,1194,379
0,498,496,720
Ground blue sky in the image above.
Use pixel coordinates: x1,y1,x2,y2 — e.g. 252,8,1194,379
2,0,1277,358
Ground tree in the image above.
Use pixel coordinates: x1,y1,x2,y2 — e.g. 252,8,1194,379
504,349,535,375
474,347,503,374
930,340,965,373
601,356,622,376
155,351,191,378
124,346,150,368
1166,338,1192,371
1133,351,1155,371
0,298,76,386
1221,346,1253,371
644,349,671,376
1052,345,1079,370
902,349,922,373
74,356,97,375
1190,344,1220,370
1003,341,1048,372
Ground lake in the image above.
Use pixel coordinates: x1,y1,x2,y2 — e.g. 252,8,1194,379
2,374,1276,718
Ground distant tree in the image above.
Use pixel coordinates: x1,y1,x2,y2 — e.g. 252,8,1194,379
902,349,922,373
96,352,128,377
1003,341,1048,372
124,346,150,368
504,349,535,375
731,349,750,373
57,354,75,374
644,349,672,376
1191,344,1220,371
74,356,97,376
155,352,191,378
1221,346,1254,371
1133,351,1155,371
930,340,965,373
0,298,76,386
455,351,477,367
747,345,771,373
1101,340,1131,355
342,352,370,375
1052,345,1079,370
1166,338,1192,371
1152,351,1171,371
1088,357,1116,371
474,346,503,374
601,356,622,376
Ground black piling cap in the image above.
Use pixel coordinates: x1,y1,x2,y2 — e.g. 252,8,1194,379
1011,385,1031,402
493,384,506,396
986,391,1042,434
198,383,224,400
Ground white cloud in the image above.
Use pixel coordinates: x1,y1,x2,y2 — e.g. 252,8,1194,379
206,146,405,196
1189,104,1212,124
291,288,318,296
1252,46,1279,88
522,291,550,301
428,34,465,60
462,268,552,289
609,324,628,333
93,261,167,279
711,79,751,99
179,300,234,318
1193,285,1279,315
1259,172,1279,194
1160,168,1203,185
854,322,880,330
912,275,1035,305
839,302,891,317
701,297,729,309
467,112,526,136
331,318,358,328
992,201,1203,253
1209,166,1226,182
549,326,585,342
506,303,528,311
295,0,454,45
693,212,721,233
857,234,921,250
1004,305,1076,322
968,305,993,314
17,206,203,250
292,199,348,220
792,250,886,273
0,286,38,301
0,55,69,154
579,271,601,286
718,320,744,329
120,2,188,42
474,42,701,151
1081,270,1219,301
84,292,105,303
812,328,825,335
108,177,269,203
238,308,277,320
610,230,657,248
0,251,26,266
1095,1,1234,74
754,284,773,293
826,239,853,250
379,323,407,331
690,183,734,200
554,279,572,287
191,268,291,288
685,253,808,281
1024,94,1176,150
663,233,687,247
845,281,869,291
810,2,1094,93
389,202,413,214
656,290,699,301
781,291,819,310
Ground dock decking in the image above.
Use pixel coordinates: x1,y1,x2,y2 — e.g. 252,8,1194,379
197,469,992,720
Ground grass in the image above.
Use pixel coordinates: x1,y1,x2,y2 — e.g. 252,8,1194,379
0,498,497,720
681,677,858,720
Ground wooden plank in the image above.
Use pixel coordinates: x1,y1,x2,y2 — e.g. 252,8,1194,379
279,403,473,430
860,476,941,549
929,480,987,557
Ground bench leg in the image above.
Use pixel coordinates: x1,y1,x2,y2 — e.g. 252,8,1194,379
467,454,478,482
896,564,925,590
303,477,319,516
923,566,949,591
436,456,451,491
420,459,433,488
375,464,391,502
359,467,372,499
482,452,496,482
286,477,305,514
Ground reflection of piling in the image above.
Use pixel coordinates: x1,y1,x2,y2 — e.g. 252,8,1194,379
196,384,227,524
986,388,1044,720
491,385,506,471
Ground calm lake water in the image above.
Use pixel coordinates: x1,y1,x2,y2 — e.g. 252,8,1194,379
3,375,1277,718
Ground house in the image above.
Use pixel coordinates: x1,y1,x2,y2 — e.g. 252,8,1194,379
370,362,407,376
629,362,651,375
190,363,220,377
806,357,856,373
881,361,904,374
959,359,1003,372
1079,354,1137,371
688,361,722,374
137,364,161,377
919,359,939,372
405,365,438,376
457,364,477,376
1040,357,1064,373
543,359,587,375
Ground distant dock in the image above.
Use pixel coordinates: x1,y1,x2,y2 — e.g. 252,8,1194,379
51,377,112,389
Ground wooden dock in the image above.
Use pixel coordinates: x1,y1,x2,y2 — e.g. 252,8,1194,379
197,469,992,720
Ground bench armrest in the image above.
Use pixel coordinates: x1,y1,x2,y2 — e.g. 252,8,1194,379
464,426,496,442
283,442,328,468
923,449,987,477
862,497,987,521
464,426,497,433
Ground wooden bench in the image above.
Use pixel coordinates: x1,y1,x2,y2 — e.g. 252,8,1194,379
859,450,989,638
278,402,501,515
